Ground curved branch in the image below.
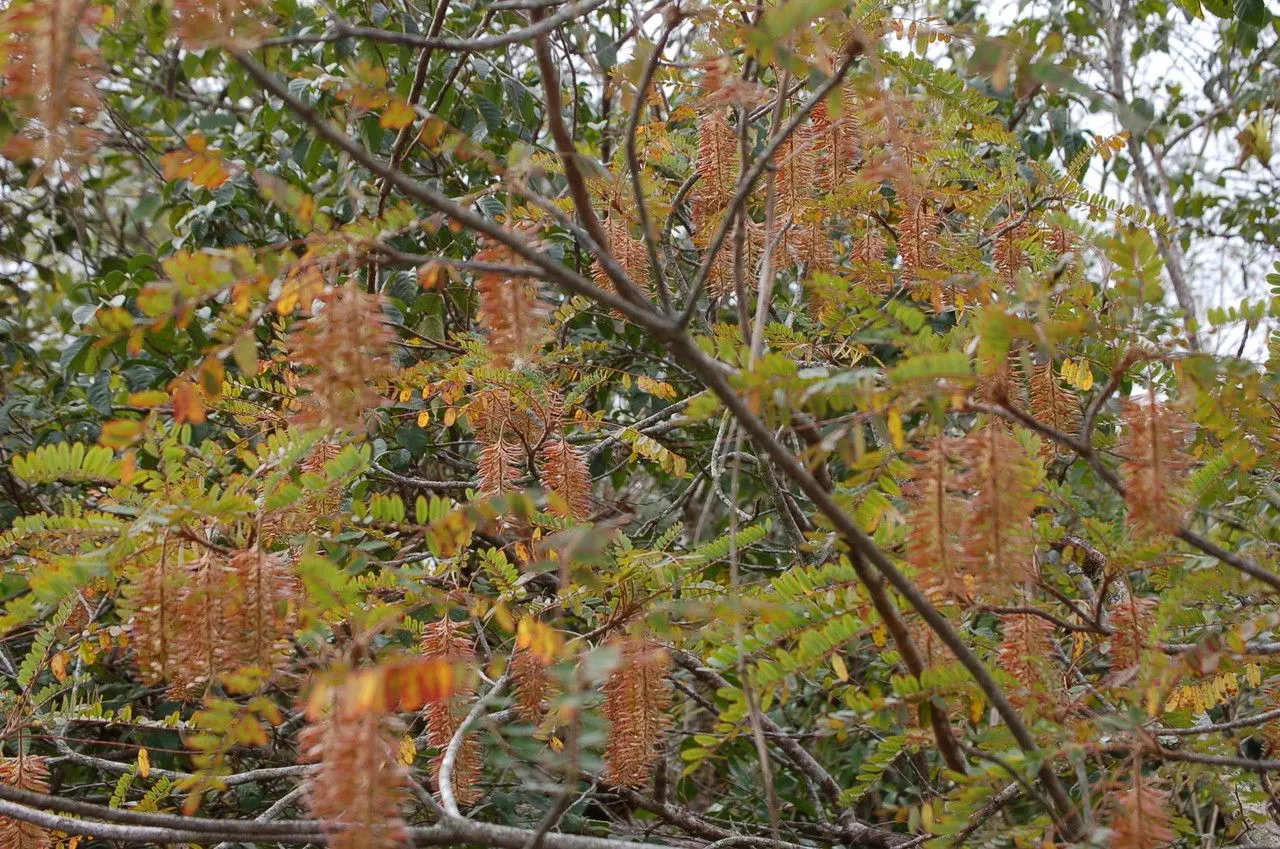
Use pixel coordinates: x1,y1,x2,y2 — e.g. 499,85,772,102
532,8,650,308
439,671,511,817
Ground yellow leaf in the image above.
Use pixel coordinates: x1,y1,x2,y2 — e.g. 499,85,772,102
128,390,169,408
1060,357,1094,391
637,376,677,400
491,603,515,632
137,747,151,778
968,694,985,726
418,262,446,289
517,617,562,663
886,408,905,451
198,357,225,400
51,652,68,682
380,100,416,129
417,410,430,427
399,736,417,765
99,419,142,448
831,654,849,682
276,289,299,315
297,194,315,227
303,680,332,719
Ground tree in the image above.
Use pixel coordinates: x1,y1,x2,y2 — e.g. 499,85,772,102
1,1,1278,848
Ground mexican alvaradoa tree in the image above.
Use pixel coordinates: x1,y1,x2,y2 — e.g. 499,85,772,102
1,1,1279,849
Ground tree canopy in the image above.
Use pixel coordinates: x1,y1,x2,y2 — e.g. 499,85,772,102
1,1,1279,849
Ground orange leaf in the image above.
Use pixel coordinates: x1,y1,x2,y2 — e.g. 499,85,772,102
385,658,454,711
170,381,206,424
380,100,416,129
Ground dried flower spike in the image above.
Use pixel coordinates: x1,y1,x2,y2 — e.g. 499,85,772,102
1118,396,1193,534
288,284,396,434
300,678,411,849
958,423,1042,591
421,618,483,806
1028,361,1080,458
0,0,102,181
0,755,52,849
540,434,591,520
1109,771,1175,849
602,637,672,788
511,648,552,723
903,436,969,601
474,242,550,364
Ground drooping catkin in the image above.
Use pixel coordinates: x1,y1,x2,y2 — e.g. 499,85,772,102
167,551,239,700
1109,771,1175,849
849,229,890,296
692,108,738,227
602,637,671,788
593,215,650,296
958,423,1042,591
769,124,815,261
811,93,860,193
474,242,549,363
789,216,835,277
1117,396,1193,534
124,545,296,696
772,124,815,226
1109,593,1157,672
421,618,483,806
539,435,591,520
477,437,524,499
121,548,182,686
896,184,940,280
1028,362,1081,458
511,648,552,723
992,213,1029,286
225,547,296,670
300,439,345,522
693,107,741,299
0,755,52,849
300,679,411,849
0,0,102,180
903,437,969,601
288,284,396,433
997,612,1056,710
